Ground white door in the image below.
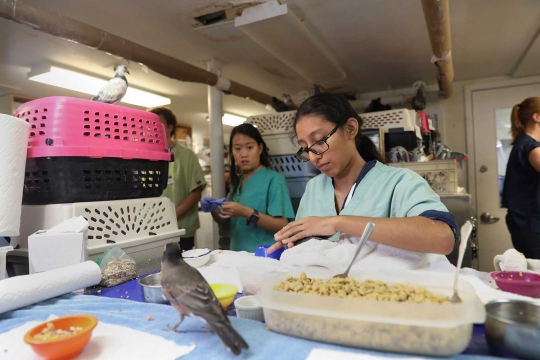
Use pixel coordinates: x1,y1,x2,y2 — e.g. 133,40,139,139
469,81,540,271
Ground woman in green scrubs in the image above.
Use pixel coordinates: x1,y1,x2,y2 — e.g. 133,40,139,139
211,123,295,252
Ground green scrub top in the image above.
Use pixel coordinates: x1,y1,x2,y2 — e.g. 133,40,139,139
162,144,207,238
228,167,295,252
296,161,452,241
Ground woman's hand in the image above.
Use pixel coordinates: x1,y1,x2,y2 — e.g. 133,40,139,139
219,201,251,219
267,216,338,253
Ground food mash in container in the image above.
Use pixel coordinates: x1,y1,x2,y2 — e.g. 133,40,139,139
257,269,485,357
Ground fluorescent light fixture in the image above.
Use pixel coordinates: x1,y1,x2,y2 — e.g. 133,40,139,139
223,113,246,127
207,113,246,127
28,65,171,108
235,1,346,84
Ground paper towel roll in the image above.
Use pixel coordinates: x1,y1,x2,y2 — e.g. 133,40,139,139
0,261,101,314
0,114,29,236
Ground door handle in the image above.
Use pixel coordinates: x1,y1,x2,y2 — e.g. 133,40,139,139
480,212,499,224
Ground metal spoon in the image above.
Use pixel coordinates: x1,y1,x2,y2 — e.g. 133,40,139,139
333,222,375,279
449,220,473,303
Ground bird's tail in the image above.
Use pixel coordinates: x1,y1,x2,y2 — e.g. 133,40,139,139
212,320,249,356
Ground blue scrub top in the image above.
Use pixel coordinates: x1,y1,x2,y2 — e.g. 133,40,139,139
228,167,295,252
502,134,540,232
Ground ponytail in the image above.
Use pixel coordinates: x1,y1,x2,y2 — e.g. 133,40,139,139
511,97,540,144
511,104,525,144
356,134,384,163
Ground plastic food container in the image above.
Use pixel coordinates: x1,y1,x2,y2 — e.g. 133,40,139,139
237,264,282,295
234,296,265,322
257,269,486,357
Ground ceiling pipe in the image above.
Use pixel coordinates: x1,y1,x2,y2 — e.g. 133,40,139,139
0,0,275,106
420,0,454,99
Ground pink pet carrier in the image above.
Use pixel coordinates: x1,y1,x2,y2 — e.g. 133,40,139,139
14,97,173,204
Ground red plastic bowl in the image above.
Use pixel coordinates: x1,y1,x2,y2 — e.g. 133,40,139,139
491,271,540,298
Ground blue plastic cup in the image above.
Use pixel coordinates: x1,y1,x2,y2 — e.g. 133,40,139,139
254,244,284,260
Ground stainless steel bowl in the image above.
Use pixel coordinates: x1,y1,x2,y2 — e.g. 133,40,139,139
485,299,540,360
138,273,169,304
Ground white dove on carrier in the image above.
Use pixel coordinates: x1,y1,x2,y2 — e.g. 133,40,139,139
92,65,130,104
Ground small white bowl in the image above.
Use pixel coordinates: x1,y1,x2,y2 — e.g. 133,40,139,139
182,248,211,268
234,296,264,322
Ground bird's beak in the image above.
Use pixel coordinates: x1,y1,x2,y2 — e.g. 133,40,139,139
126,69,130,75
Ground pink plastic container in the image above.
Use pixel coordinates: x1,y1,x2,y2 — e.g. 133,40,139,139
491,271,540,298
15,97,171,161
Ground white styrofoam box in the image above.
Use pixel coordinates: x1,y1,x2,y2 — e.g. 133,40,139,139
246,111,296,136
13,197,185,274
28,231,87,274
264,133,299,156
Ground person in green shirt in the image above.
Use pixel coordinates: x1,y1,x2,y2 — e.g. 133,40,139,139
149,107,206,251
206,123,295,252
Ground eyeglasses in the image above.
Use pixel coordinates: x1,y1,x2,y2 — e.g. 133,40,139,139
295,124,340,162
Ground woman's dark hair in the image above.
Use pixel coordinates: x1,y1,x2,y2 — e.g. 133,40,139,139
148,107,177,137
228,123,271,195
293,93,383,163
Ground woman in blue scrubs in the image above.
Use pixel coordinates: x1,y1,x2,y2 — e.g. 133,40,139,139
211,123,295,252
268,93,457,255
502,97,540,259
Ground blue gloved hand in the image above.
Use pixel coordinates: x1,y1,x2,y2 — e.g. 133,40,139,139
200,197,228,213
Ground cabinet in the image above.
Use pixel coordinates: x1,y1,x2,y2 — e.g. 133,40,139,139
175,124,192,149
0,94,34,115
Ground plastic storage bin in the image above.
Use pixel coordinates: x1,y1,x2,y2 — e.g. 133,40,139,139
257,269,485,357
389,160,458,194
285,176,311,198
270,155,319,178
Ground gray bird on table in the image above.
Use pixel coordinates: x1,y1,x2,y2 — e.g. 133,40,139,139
92,65,129,104
160,243,249,356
